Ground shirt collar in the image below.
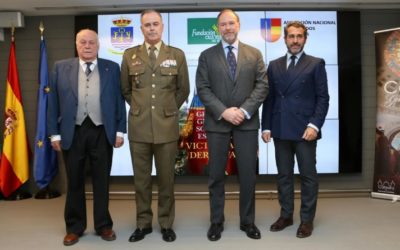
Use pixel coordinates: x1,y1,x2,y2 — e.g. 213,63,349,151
221,40,239,51
287,51,304,61
79,58,97,68
145,41,162,52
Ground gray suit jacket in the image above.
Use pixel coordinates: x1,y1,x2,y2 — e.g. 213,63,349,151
196,41,268,132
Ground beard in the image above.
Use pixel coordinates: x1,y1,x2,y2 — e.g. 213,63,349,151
287,43,304,55
222,32,238,44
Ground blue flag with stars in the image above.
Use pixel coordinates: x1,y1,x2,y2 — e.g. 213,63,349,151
33,36,58,189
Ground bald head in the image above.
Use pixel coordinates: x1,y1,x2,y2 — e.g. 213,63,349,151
75,29,99,62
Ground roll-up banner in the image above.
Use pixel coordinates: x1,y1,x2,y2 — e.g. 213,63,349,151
372,27,400,201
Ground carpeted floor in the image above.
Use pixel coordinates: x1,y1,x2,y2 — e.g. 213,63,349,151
0,196,399,250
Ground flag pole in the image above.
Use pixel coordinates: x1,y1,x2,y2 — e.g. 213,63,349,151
39,21,44,40
34,21,60,199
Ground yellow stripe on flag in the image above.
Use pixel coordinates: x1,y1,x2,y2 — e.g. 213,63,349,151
2,79,29,184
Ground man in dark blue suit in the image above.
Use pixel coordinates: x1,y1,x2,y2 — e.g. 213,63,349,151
48,29,126,246
261,21,329,238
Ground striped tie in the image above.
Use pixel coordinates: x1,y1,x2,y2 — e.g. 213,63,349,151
85,62,92,76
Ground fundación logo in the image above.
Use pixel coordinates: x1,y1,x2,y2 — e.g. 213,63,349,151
187,18,221,44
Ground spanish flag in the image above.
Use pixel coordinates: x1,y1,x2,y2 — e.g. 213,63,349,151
0,34,30,197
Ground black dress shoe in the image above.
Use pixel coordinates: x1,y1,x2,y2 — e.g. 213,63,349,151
207,223,224,241
270,217,293,232
296,222,313,238
161,228,176,242
128,228,152,242
240,223,261,239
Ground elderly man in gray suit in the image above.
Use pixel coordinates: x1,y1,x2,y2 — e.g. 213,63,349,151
196,9,268,241
48,29,126,246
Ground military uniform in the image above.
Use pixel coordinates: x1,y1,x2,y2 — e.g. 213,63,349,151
121,42,189,229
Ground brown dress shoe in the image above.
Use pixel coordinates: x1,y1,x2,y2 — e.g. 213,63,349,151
63,233,80,246
270,217,293,232
99,228,116,241
296,222,313,238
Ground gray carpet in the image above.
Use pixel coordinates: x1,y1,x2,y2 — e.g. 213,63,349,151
0,196,399,250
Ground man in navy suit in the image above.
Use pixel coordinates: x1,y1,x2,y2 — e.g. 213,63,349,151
196,9,268,241
261,21,329,238
48,29,126,246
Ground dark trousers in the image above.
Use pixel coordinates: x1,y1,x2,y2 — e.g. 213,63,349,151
63,118,113,234
273,138,318,223
206,130,258,225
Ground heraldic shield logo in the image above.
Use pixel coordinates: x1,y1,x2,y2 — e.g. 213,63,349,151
260,18,282,42
110,16,134,50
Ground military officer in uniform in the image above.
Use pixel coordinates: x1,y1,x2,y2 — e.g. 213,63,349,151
120,9,190,243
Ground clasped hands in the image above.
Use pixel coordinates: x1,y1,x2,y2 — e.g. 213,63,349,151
222,107,245,126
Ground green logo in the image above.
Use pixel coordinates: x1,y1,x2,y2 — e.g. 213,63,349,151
187,18,220,44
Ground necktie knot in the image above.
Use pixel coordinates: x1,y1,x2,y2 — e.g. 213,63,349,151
85,62,92,76
226,45,237,79
287,55,296,71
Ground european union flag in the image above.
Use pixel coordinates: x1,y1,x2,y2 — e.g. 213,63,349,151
33,36,58,189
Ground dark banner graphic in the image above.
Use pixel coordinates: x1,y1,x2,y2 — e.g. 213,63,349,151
176,94,237,176
373,28,400,197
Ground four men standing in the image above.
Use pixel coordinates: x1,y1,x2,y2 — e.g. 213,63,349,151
48,8,328,246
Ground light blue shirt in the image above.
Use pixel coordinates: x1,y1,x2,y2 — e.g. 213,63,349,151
221,40,239,61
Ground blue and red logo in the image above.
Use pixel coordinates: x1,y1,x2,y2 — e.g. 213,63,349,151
260,18,282,42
